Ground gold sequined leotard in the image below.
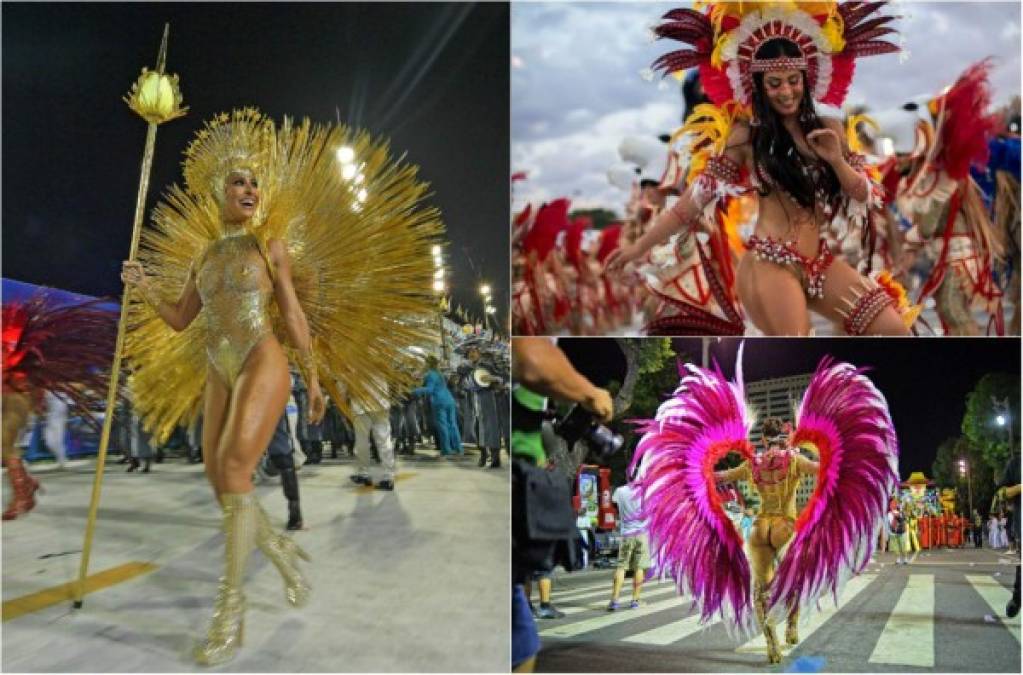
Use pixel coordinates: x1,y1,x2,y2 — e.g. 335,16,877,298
195,232,275,387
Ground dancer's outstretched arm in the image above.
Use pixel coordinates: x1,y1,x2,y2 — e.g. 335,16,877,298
606,125,750,272
121,260,201,332
714,461,751,484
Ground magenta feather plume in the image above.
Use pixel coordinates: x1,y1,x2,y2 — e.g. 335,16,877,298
769,356,898,616
629,344,756,630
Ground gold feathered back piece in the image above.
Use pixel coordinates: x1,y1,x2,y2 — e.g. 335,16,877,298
127,108,444,442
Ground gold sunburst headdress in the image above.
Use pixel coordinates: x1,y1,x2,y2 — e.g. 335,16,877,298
127,108,445,442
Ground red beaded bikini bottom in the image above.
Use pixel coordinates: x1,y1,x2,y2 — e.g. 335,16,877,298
747,235,834,299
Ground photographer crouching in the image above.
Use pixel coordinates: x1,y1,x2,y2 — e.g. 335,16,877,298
511,338,613,672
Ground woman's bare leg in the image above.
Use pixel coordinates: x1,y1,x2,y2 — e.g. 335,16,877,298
202,372,231,503
217,339,291,495
738,256,812,335
749,519,782,664
810,258,910,335
767,519,800,644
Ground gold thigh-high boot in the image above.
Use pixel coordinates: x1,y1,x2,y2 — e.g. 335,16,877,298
252,501,311,607
194,492,257,666
786,606,799,645
754,582,782,664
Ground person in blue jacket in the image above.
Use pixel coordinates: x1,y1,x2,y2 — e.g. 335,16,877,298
412,355,462,456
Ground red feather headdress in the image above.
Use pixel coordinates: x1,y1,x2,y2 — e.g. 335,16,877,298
653,2,900,109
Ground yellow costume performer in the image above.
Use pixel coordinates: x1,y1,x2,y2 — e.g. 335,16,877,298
123,108,443,665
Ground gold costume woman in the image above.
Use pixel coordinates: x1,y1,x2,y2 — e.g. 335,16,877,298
714,418,819,664
121,109,443,665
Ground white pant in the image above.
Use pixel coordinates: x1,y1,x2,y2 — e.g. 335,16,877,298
353,410,395,481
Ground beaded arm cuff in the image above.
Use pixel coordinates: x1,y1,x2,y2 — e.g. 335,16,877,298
839,285,895,335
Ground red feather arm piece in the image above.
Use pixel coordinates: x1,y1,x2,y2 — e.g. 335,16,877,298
936,59,999,181
2,291,119,428
768,357,899,616
629,345,756,631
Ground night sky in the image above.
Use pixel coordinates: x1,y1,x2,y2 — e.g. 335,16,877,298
2,2,509,326
558,338,1021,480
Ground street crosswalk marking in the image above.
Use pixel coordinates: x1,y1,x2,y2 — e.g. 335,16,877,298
621,604,716,646
735,573,877,654
552,580,675,605
547,580,609,600
555,587,685,617
540,592,691,639
868,574,935,668
966,574,1021,643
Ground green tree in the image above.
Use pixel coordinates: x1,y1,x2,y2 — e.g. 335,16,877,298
961,373,1020,474
931,435,995,516
569,208,620,230
546,339,678,482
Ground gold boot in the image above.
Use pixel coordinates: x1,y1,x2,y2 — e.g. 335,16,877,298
254,502,311,608
194,492,257,666
754,583,782,664
786,607,799,645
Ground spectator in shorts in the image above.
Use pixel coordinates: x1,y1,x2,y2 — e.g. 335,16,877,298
607,477,650,610
888,499,908,565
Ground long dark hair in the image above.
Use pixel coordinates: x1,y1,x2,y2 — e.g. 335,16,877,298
750,39,841,212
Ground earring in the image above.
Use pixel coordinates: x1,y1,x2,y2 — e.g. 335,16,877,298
750,115,761,128
799,109,813,124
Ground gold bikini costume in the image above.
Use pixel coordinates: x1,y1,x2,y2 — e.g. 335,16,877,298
195,232,275,387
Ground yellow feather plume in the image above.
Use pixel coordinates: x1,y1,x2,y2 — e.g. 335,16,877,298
846,113,879,155
676,102,746,185
127,109,444,442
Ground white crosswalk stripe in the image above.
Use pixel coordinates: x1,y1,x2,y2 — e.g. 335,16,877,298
966,574,1021,644
554,587,682,617
622,606,717,646
543,570,1017,671
540,592,692,639
868,574,935,668
735,573,877,655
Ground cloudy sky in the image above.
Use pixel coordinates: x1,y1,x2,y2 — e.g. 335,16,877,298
511,1,1022,213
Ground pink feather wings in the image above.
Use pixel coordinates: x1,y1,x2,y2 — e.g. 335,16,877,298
629,349,898,632
630,346,757,630
770,357,899,616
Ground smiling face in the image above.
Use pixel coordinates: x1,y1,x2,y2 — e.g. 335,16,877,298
220,170,260,223
761,68,805,118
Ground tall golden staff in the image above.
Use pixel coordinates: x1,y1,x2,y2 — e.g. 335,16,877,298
72,23,187,608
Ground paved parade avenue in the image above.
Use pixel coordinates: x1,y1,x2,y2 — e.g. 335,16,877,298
2,448,509,672
533,548,1020,673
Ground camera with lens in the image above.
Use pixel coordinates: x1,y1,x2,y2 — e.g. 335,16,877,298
549,404,624,461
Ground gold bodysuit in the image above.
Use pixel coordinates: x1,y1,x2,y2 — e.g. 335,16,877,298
196,232,275,387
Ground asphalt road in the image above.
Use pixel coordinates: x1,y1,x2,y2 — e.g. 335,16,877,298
532,547,1020,673
2,447,509,672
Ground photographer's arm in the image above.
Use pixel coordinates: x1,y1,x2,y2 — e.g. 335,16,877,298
512,338,612,423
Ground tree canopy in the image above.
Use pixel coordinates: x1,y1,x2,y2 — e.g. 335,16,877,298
961,372,1020,472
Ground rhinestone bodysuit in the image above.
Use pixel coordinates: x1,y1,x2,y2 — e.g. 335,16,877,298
196,233,274,387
